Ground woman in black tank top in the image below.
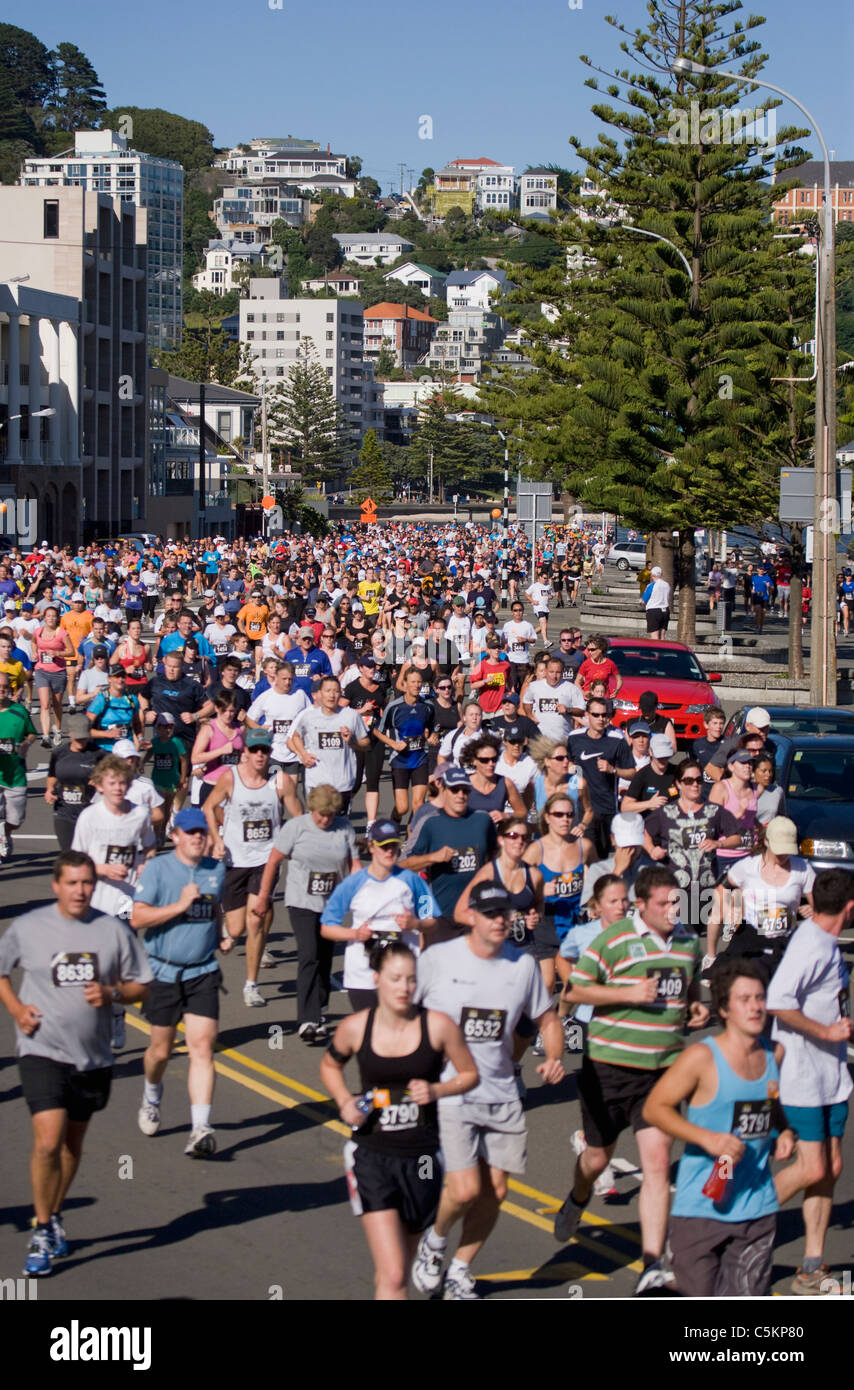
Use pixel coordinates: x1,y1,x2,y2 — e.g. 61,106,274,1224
453,817,544,954
320,942,477,1300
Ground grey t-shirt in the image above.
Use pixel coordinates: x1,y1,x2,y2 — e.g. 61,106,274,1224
415,934,551,1105
289,706,368,792
0,904,152,1070
273,813,357,910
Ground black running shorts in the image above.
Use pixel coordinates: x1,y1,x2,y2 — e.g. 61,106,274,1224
346,1143,443,1233
144,968,221,1028
577,1056,666,1149
222,864,265,911
19,1054,112,1122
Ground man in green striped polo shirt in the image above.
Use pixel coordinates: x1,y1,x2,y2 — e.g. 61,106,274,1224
554,865,709,1294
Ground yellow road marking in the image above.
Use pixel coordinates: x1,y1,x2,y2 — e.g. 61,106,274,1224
478,1263,608,1284
124,1009,639,1273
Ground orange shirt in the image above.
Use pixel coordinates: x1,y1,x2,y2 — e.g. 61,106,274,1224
60,609,93,654
238,602,269,639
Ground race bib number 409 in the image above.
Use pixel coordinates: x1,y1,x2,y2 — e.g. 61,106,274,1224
646,966,686,1004
461,1006,507,1043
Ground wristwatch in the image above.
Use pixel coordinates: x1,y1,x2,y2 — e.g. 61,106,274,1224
112,987,122,1004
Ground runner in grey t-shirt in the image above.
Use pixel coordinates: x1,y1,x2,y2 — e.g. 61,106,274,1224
288,675,370,803
0,850,150,1277
411,880,564,1301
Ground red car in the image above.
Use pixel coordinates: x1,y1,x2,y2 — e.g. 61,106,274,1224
604,638,723,744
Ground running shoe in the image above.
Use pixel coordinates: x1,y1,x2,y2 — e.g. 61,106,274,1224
49,1213,68,1257
0,824,9,860
137,1102,161,1137
313,1021,329,1041
111,1007,126,1052
532,1032,545,1057
411,1233,446,1294
791,1265,832,1296
185,1125,216,1158
594,1167,618,1199
52,729,63,747
553,1191,586,1244
260,949,276,968
443,1267,481,1300
298,1022,318,1043
24,1228,54,1276
634,1258,676,1296
41,736,51,749
243,982,265,1007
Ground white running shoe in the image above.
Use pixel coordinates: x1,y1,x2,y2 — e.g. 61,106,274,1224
184,1125,216,1158
137,1102,161,1136
243,982,265,1007
260,949,276,968
411,1232,446,1295
443,1266,481,1300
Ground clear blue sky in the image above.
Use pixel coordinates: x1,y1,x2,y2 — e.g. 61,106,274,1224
7,0,851,191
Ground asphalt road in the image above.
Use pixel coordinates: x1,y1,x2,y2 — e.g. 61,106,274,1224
1,611,853,1302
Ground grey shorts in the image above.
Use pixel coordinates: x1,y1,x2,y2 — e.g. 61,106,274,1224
439,1099,527,1175
1,785,27,827
35,668,67,693
669,1212,776,1297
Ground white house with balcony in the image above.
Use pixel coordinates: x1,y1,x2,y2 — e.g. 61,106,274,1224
383,261,447,299
192,239,267,295
445,268,514,311
475,165,515,212
333,232,414,266
517,168,558,217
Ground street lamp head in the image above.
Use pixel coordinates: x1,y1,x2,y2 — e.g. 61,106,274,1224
672,56,711,76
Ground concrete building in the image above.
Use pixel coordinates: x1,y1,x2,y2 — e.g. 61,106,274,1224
22,130,182,351
333,232,414,266
363,302,437,369
383,261,447,299
771,161,854,226
0,185,148,544
425,308,504,383
239,279,365,441
147,371,258,539
213,180,310,236
376,378,479,446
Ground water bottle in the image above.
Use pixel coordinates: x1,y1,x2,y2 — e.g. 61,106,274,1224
702,1137,736,1206
351,1092,374,1129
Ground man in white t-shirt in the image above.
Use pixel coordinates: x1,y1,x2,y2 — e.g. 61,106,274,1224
522,654,585,740
287,675,369,811
246,661,312,817
767,866,854,1295
502,601,538,692
525,570,554,647
446,596,472,665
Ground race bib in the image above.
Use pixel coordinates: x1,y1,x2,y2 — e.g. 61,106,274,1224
294,664,311,678
185,894,216,922
740,827,757,850
319,731,343,751
461,1006,507,1043
105,844,135,868
129,667,145,681
308,872,336,897
419,683,431,700
0,739,14,755
553,872,583,898
59,785,85,806
51,951,99,988
646,966,686,1003
758,907,788,938
511,642,526,654
248,621,261,633
272,719,291,737
154,754,173,771
731,1099,773,1141
682,825,707,850
243,819,272,843
221,751,241,765
539,699,558,713
450,848,478,874
373,1086,422,1133
408,736,424,752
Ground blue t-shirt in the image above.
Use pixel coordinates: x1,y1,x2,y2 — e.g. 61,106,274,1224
79,635,116,667
283,645,332,697
135,853,226,983
88,691,138,745
751,574,772,601
160,630,215,660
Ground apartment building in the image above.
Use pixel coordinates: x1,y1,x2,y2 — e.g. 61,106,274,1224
0,185,148,544
517,167,558,216
363,302,437,369
215,139,358,198
239,279,365,440
22,129,182,351
214,180,310,236
425,307,504,383
771,160,854,225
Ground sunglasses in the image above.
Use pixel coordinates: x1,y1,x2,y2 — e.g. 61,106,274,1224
549,753,569,762
549,810,573,819
447,786,471,795
476,756,497,765
501,830,528,842
680,775,702,785
437,684,452,691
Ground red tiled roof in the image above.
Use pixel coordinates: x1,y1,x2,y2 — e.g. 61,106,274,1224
450,156,502,167
363,302,437,322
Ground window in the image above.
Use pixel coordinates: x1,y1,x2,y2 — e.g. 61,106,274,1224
43,199,59,238
327,367,333,377
326,331,334,340
247,314,255,322
326,349,333,358
326,313,334,322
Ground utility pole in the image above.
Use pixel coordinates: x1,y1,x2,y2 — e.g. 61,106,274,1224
261,376,269,539
198,380,206,540
398,162,406,196
428,444,434,504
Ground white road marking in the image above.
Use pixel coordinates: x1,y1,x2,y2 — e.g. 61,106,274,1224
9,834,57,840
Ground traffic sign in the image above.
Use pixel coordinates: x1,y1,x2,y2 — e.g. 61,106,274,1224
360,497,378,525
261,494,276,512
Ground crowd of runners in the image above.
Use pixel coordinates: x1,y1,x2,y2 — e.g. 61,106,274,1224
0,519,849,1300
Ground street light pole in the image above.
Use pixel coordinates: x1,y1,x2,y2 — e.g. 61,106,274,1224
597,218,693,280
672,56,836,704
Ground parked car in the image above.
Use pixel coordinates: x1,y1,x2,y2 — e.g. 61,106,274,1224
771,734,854,871
605,540,647,572
724,705,854,740
606,638,722,743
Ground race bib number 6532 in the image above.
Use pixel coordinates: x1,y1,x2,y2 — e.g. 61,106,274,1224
461,1006,507,1042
